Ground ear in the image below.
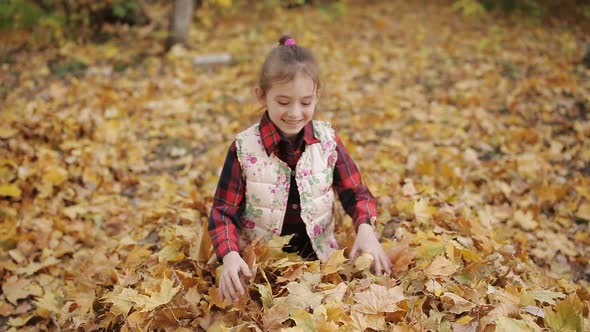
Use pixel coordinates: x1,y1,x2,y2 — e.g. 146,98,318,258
254,87,265,104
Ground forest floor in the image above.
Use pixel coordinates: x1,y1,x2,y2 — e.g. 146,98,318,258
1,0,590,330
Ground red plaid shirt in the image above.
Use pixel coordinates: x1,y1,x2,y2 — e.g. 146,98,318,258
208,112,378,259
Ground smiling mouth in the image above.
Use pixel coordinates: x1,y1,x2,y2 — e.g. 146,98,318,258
283,119,302,126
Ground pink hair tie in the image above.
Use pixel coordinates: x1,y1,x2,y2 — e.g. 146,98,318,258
284,38,296,46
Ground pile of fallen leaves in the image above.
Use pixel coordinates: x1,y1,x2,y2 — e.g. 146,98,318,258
1,0,589,330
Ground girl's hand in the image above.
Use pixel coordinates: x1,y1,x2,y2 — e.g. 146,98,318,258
220,251,253,304
350,223,392,275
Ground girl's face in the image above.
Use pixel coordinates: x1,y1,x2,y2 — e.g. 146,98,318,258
257,72,318,141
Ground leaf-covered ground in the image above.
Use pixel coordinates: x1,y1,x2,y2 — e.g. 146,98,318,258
1,1,590,331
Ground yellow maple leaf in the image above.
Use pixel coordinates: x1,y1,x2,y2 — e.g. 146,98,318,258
125,311,149,329
314,318,339,332
107,287,139,317
513,210,537,230
183,287,202,304
349,311,386,332
16,256,59,276
158,245,185,262
322,301,345,324
262,234,295,261
424,255,459,277
543,296,584,332
529,290,565,305
284,281,324,310
441,292,476,314
0,127,18,139
70,289,95,316
1,276,43,305
7,314,34,328
257,283,273,308
414,231,445,260
352,284,405,314
574,186,590,200
35,290,64,319
63,204,87,220
576,202,590,221
0,184,21,198
43,167,69,186
516,154,539,179
354,252,374,272
414,198,435,224
208,287,229,309
290,308,315,332
82,167,102,190
479,286,521,328
131,277,180,312
262,303,290,331
494,317,535,332
322,282,348,303
402,179,417,196
125,246,153,267
322,249,346,275
425,279,444,297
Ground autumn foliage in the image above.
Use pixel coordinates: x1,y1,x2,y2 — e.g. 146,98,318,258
1,1,589,331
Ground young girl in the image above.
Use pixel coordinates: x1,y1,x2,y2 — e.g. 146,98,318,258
208,35,391,304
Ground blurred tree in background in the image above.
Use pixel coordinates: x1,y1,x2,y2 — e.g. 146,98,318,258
0,0,341,49
0,0,588,50
0,0,148,31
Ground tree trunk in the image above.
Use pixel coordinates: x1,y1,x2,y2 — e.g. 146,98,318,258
166,0,196,51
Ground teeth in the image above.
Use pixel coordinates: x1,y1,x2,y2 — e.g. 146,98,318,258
283,119,300,125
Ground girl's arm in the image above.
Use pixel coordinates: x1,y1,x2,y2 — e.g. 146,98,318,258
332,134,378,231
208,141,246,260
332,133,391,275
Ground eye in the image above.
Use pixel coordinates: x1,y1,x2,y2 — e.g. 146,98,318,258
278,101,289,106
301,102,311,106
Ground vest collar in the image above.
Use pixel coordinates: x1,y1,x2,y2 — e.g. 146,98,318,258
259,111,320,157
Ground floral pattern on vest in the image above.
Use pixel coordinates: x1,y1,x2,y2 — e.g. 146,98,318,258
235,120,339,261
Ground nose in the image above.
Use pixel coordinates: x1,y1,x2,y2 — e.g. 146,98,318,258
287,103,303,118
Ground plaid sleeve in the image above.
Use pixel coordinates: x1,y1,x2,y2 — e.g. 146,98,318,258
332,133,378,232
208,141,245,259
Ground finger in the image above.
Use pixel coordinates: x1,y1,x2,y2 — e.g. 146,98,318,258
220,279,231,304
224,279,234,304
231,272,246,296
382,260,392,275
224,274,238,302
374,257,383,276
350,243,358,260
375,250,389,272
378,255,390,275
382,254,392,274
240,262,252,278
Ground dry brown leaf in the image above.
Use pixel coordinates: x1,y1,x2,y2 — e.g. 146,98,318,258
352,284,405,314
262,304,290,331
284,281,324,310
2,276,43,305
441,292,476,314
424,255,459,277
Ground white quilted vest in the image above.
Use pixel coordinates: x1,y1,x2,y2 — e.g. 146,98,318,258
235,120,339,261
